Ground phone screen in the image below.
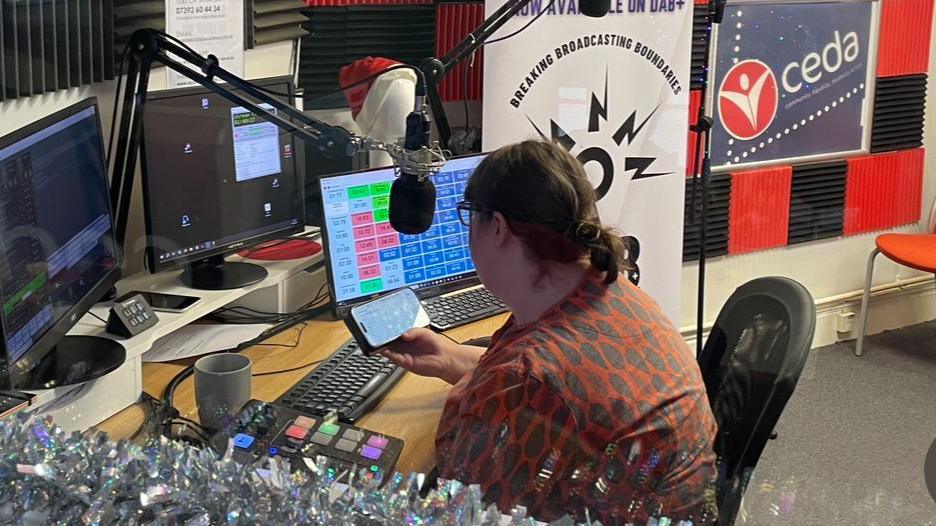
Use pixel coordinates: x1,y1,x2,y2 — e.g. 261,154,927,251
350,288,429,348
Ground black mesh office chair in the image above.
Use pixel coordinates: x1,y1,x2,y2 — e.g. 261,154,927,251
697,277,815,525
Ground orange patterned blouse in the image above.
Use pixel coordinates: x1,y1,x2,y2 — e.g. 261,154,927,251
435,268,718,524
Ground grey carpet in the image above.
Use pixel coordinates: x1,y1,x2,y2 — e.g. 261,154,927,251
736,320,936,525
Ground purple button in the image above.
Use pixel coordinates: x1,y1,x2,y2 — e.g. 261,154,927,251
366,435,389,450
360,445,383,460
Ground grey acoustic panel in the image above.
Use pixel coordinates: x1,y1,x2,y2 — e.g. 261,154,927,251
113,0,163,53
2,0,18,99
0,0,112,101
690,6,709,90
0,2,5,101
246,0,309,49
299,5,436,105
16,0,32,96
870,74,926,153
788,160,846,245
41,0,56,91
79,0,91,84
54,0,68,88
683,173,731,262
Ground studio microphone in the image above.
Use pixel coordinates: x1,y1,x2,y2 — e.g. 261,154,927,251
389,105,436,234
579,0,610,17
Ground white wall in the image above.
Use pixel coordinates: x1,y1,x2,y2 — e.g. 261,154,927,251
678,13,936,348
0,41,297,275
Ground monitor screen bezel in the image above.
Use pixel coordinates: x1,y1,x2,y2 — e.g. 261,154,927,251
140,76,305,275
0,97,122,388
318,153,486,318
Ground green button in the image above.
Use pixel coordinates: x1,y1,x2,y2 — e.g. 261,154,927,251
370,181,391,196
372,195,390,208
360,278,383,295
319,422,340,436
373,208,389,223
348,185,370,200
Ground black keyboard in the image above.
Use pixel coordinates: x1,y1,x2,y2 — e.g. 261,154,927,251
422,286,509,331
276,340,404,423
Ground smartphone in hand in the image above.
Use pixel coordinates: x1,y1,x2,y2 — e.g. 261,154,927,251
344,287,430,354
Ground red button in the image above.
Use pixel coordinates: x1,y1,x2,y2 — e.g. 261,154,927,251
285,425,308,440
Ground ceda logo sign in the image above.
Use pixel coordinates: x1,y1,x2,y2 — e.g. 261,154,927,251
710,1,874,169
718,59,778,140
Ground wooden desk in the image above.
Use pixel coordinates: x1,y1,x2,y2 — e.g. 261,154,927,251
96,313,510,475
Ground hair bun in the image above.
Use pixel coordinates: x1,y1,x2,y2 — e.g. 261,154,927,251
573,221,601,244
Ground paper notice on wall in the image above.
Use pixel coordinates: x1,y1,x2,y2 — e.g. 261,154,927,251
166,0,245,88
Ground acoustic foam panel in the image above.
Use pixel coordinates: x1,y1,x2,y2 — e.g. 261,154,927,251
247,0,309,48
689,4,708,90
877,0,933,77
788,160,846,245
844,148,925,235
871,74,926,153
299,5,435,104
727,166,791,254
686,89,701,177
683,172,730,262
435,2,483,102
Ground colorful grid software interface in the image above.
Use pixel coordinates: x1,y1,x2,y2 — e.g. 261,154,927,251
321,154,485,305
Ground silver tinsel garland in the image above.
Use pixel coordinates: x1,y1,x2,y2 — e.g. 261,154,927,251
0,415,594,526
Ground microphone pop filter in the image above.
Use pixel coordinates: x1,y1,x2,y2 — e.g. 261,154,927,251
389,174,436,234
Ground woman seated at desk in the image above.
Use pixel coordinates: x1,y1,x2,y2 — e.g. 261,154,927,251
382,140,718,524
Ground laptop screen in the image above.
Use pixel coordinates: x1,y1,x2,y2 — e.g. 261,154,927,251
319,154,486,313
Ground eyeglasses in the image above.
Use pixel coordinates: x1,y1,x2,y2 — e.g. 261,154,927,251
455,200,490,227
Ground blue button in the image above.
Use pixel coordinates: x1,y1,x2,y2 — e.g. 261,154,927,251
233,433,255,449
268,446,278,456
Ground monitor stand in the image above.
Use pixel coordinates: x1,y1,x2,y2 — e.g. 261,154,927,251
17,336,125,390
181,255,268,290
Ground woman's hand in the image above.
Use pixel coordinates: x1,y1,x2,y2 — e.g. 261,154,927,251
381,328,485,385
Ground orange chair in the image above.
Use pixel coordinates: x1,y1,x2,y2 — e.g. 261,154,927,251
855,202,936,356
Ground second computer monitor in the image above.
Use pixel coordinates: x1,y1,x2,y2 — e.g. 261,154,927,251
320,154,486,315
141,77,304,289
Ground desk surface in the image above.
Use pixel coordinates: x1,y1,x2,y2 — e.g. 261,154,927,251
96,313,510,475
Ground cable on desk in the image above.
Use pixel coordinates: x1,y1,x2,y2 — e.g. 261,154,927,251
162,299,333,409
251,357,326,377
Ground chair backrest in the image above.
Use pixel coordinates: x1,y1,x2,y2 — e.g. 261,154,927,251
697,276,815,522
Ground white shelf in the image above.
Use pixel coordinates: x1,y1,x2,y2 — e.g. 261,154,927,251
27,239,325,431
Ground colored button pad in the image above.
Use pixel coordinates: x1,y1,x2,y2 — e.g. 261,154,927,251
360,445,383,460
233,433,255,449
366,435,389,450
294,416,316,429
285,425,308,440
319,422,341,436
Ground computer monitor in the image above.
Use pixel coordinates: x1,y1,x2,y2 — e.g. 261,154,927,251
141,76,304,290
0,98,124,390
319,154,486,315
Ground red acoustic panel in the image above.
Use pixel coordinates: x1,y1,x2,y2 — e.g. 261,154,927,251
686,89,702,177
877,0,934,77
436,3,485,102
728,166,792,254
844,148,925,235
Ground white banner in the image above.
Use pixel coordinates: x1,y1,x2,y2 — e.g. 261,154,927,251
482,0,694,323
166,0,245,88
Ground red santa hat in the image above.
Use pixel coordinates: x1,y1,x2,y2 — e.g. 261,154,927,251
339,56,404,119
